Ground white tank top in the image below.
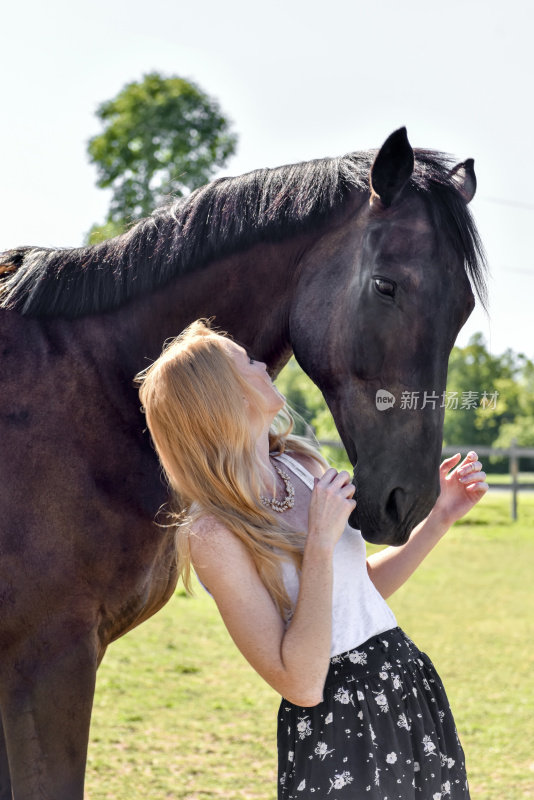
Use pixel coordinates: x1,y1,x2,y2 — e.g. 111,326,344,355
275,452,397,657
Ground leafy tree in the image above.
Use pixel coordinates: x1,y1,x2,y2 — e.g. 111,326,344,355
275,358,324,436
442,333,514,447
85,220,124,246
275,358,351,471
87,72,237,242
491,360,534,470
442,333,534,473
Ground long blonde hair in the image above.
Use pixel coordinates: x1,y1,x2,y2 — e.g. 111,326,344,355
135,319,327,618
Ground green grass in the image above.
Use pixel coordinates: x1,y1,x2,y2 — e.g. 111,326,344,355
86,493,534,799
487,472,534,485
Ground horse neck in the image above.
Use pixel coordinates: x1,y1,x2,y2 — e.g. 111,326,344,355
107,234,308,377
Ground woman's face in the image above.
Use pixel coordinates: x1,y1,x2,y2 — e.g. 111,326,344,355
223,340,286,429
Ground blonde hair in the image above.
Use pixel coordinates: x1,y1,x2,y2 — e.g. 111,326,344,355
135,319,327,618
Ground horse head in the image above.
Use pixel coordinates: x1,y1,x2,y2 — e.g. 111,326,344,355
289,128,484,545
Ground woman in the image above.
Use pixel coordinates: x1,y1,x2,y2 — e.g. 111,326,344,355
136,319,488,800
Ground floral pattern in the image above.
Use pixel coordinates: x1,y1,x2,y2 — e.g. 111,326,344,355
333,687,354,706
277,627,470,799
348,649,367,665
296,715,312,740
328,771,353,794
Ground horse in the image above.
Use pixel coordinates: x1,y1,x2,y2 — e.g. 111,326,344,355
0,127,486,798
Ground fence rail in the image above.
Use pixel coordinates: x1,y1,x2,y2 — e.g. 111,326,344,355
318,437,531,520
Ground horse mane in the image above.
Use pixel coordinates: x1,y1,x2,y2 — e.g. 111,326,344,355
0,150,487,318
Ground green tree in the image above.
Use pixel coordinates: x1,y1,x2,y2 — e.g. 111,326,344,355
274,358,325,436
442,333,524,450
275,358,351,471
491,359,534,472
87,72,237,242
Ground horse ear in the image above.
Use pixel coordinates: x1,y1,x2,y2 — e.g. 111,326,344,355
449,158,477,204
369,127,414,208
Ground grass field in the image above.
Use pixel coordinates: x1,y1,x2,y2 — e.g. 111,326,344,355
486,473,534,485
86,492,534,800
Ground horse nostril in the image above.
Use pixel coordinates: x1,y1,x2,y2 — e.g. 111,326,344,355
385,487,406,525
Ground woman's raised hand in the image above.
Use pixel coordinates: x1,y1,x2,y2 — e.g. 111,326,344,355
307,468,356,550
432,450,488,526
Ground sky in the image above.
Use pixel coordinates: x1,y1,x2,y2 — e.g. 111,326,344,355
1,0,532,360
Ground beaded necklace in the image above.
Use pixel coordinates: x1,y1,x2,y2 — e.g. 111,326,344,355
260,462,295,512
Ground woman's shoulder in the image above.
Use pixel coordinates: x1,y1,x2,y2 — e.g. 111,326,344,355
190,511,232,545
189,513,260,600
189,512,250,566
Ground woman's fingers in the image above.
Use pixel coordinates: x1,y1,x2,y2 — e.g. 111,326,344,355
440,453,462,470
335,476,356,506
441,451,479,472
332,470,352,487
318,468,352,487
309,468,357,544
441,451,486,483
316,471,356,503
319,468,339,482
461,470,486,484
457,451,479,470
458,463,483,482
467,480,489,493
318,470,354,497
458,461,489,497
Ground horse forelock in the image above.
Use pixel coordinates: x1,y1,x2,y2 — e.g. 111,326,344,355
411,152,488,313
0,149,487,318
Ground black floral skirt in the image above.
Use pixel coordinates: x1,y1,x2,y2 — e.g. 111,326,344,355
277,627,469,799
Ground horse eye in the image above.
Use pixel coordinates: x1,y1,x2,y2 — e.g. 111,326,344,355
374,278,395,297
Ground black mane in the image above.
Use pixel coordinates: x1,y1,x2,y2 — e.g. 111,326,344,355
0,150,487,318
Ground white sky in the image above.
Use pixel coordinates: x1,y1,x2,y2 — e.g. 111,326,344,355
1,0,532,359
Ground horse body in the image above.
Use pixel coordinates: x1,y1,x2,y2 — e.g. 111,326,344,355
0,240,304,798
0,310,176,797
0,129,486,797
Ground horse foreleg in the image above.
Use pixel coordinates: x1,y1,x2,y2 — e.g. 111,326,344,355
2,634,97,800
0,713,12,800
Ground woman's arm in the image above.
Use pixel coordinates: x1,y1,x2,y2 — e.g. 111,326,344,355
367,451,488,599
366,508,450,599
190,468,355,707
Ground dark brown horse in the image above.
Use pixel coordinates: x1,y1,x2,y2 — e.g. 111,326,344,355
0,128,486,798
